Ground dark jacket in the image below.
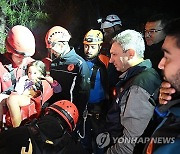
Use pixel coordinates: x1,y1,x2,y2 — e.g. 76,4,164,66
49,48,90,117
0,115,88,154
144,41,164,78
143,100,180,154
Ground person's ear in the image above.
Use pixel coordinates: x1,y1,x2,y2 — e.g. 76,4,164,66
127,49,135,60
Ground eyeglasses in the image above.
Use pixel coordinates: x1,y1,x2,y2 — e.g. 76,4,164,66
144,29,163,35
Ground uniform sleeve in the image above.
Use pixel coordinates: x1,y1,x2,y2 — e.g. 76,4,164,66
0,63,9,93
106,85,155,154
51,80,62,93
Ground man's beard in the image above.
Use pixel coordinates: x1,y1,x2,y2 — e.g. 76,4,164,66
166,69,180,92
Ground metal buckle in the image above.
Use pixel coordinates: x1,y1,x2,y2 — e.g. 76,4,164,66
95,114,100,120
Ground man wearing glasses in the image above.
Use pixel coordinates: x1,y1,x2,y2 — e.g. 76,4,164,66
144,13,171,77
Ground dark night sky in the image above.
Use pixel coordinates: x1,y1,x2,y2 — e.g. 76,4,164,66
34,0,180,59
47,0,180,40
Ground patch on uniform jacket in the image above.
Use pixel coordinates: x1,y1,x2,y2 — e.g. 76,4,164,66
67,64,75,71
2,72,11,82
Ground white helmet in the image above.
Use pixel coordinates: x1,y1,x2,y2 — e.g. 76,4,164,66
45,26,71,49
101,14,122,29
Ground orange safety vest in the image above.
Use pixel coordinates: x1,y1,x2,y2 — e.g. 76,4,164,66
98,54,110,69
0,57,34,93
5,80,53,127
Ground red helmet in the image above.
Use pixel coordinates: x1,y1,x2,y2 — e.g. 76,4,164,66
5,25,35,57
45,26,71,48
48,100,79,131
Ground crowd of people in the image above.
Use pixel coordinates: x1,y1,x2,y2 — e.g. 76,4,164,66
0,12,179,154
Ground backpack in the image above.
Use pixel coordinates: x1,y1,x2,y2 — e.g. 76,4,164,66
28,124,88,154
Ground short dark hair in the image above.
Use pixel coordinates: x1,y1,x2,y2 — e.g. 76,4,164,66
164,18,180,48
147,13,171,28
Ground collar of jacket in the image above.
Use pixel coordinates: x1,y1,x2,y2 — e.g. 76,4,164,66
116,59,152,87
158,98,180,115
52,47,76,65
170,103,180,117
61,47,76,59
147,40,164,51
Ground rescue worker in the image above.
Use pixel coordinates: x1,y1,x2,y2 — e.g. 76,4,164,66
101,14,123,47
45,26,90,121
0,25,36,130
0,25,35,94
0,100,88,154
81,29,109,153
2,60,61,127
100,14,124,102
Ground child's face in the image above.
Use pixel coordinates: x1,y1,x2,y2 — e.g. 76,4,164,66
27,66,42,81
